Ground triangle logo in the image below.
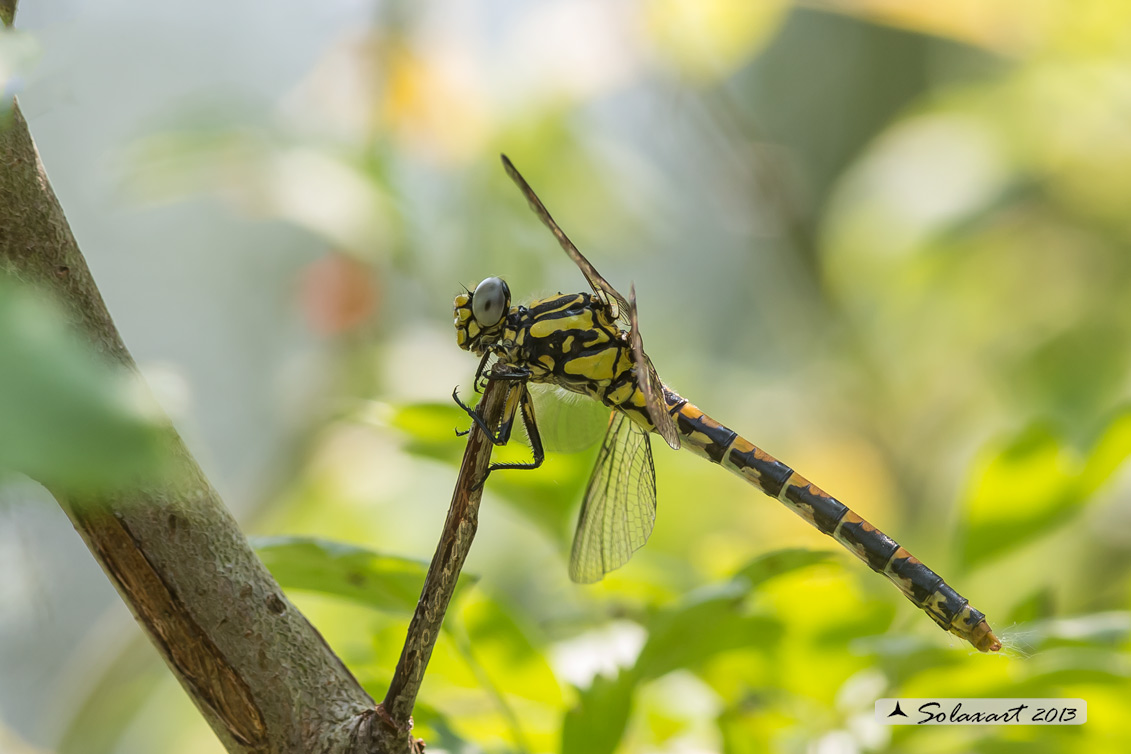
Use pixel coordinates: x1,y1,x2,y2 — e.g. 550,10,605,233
888,701,908,718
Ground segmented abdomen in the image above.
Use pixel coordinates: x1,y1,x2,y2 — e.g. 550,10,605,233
664,390,1000,653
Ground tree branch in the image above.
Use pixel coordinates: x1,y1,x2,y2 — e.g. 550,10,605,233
381,375,509,731
4,6,512,749
1,74,406,754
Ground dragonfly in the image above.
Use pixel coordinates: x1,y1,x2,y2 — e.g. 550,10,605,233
452,155,1001,653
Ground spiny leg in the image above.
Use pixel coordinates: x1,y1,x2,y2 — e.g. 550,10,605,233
453,386,491,437
463,381,545,490
472,350,494,394
453,364,533,437
485,383,544,473
452,364,543,471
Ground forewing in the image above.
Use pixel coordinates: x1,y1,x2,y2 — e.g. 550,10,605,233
568,411,657,583
628,284,680,450
501,154,630,322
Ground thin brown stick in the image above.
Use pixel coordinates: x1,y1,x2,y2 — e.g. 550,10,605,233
380,373,509,733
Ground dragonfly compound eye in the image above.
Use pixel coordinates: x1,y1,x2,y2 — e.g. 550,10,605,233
472,277,510,327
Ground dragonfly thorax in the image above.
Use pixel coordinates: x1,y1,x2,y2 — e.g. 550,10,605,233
455,280,639,403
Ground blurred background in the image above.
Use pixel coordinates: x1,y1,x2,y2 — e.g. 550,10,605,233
3,0,1131,752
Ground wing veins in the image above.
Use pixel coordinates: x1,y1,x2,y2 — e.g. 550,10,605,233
501,154,630,322
569,411,657,583
628,284,680,450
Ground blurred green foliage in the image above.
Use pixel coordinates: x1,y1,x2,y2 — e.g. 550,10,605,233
14,1,1131,753
0,25,38,101
0,276,166,494
253,535,478,614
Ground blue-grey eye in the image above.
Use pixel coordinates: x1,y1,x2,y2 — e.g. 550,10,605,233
472,277,509,326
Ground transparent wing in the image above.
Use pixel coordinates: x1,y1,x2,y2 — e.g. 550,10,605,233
569,411,657,583
527,383,610,454
501,154,631,323
628,284,680,450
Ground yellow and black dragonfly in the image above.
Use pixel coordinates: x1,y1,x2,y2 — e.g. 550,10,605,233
452,155,1000,653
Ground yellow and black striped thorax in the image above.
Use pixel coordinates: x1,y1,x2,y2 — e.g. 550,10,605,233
454,279,651,422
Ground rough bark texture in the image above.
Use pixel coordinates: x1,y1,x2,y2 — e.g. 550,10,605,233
1,59,407,754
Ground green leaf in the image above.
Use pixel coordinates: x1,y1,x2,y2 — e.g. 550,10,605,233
811,597,897,648
562,581,784,754
1016,611,1131,651
961,412,1131,568
1012,321,1129,420
384,398,591,541
731,548,835,589
961,424,1078,569
718,701,774,754
970,739,1063,754
850,635,962,686
636,582,783,681
386,401,467,443
384,401,467,464
1022,646,1131,686
452,592,561,704
561,671,637,754
252,536,476,614
489,446,592,541
1006,587,1057,625
410,704,468,754
1080,408,1131,497
0,277,166,493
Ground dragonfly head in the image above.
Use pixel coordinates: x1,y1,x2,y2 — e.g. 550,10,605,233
454,276,511,354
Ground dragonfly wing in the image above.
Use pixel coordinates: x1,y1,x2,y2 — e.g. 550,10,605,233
628,284,680,450
501,154,631,322
568,411,657,583
527,383,610,453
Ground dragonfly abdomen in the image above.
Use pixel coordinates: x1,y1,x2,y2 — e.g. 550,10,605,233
667,392,1001,653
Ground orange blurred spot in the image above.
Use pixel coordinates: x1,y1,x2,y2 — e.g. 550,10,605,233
299,252,379,335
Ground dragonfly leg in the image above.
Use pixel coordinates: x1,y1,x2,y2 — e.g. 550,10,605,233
452,386,501,440
451,370,532,446
484,365,533,382
471,351,494,394
486,385,544,472
472,351,532,390
455,362,542,486
473,384,545,489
